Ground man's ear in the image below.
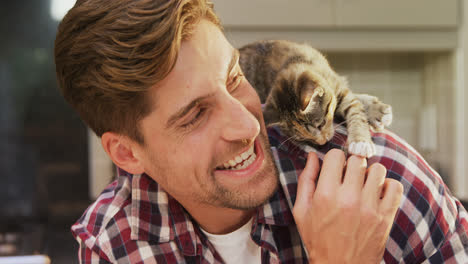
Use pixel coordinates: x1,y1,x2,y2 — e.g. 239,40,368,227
101,132,145,174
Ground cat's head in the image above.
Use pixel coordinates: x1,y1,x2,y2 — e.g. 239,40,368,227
264,68,337,145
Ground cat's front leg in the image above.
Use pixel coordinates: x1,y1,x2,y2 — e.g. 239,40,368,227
336,92,376,158
355,94,392,131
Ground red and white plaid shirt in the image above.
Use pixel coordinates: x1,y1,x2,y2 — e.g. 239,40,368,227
72,126,468,263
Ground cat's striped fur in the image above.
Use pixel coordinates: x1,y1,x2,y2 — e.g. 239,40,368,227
239,40,392,157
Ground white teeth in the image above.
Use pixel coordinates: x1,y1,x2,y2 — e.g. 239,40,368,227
241,152,249,160
247,146,253,155
232,153,256,170
220,145,256,170
243,153,256,168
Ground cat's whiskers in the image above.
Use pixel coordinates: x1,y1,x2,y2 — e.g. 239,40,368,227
327,120,346,142
333,120,347,129
333,133,346,142
283,135,316,155
276,135,304,155
278,135,296,149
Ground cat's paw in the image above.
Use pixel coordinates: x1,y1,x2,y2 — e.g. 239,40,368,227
355,94,393,131
348,141,376,158
371,106,392,131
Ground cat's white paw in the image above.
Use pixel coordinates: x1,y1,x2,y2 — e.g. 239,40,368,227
371,106,392,131
381,109,392,126
371,121,385,131
348,141,376,158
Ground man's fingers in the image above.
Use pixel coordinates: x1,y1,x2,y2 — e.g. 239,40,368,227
379,179,404,218
342,155,367,192
316,149,346,191
362,163,386,209
294,152,320,213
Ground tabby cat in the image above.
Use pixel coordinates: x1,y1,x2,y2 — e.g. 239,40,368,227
239,40,392,157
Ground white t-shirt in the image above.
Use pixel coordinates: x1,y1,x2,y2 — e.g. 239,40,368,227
200,218,261,264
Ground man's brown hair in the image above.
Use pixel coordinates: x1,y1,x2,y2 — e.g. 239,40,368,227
54,0,220,144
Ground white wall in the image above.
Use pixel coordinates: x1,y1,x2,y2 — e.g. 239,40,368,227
453,1,468,199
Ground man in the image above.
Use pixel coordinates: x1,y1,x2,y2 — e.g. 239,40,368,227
55,0,468,263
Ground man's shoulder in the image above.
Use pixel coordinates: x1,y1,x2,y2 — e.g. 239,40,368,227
71,175,133,249
70,171,187,262
267,124,439,177
268,125,468,260
267,125,453,204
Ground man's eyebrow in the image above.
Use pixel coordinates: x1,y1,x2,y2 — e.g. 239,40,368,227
166,93,214,129
226,48,240,81
166,50,239,129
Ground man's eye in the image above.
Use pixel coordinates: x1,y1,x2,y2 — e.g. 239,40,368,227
181,108,205,128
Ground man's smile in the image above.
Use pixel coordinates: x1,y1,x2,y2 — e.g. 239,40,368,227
214,138,264,179
218,144,256,170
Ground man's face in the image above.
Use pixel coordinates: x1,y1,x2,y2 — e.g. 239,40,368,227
135,20,279,211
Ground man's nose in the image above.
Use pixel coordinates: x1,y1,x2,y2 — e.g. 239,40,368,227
220,96,260,142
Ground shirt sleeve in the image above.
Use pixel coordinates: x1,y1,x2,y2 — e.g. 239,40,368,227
376,134,468,263
77,241,113,264
424,199,468,263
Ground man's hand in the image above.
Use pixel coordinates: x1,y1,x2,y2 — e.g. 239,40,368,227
293,149,403,264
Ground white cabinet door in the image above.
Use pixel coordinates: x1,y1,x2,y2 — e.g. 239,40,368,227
211,0,333,27
335,0,459,28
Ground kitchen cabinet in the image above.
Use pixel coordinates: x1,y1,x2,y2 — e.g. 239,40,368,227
211,0,334,27
335,0,459,28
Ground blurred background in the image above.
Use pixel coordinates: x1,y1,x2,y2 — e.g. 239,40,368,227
1,0,467,263
0,0,88,263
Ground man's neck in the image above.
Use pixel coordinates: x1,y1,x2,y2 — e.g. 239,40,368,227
184,203,256,235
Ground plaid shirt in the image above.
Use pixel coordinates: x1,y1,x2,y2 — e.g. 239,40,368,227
72,126,468,263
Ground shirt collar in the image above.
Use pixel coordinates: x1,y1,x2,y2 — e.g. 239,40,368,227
126,127,302,254
127,170,200,255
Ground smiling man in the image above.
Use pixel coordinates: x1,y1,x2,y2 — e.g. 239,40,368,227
114,19,280,234
55,0,468,263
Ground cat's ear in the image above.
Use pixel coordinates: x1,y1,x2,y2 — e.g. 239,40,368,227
297,71,320,111
312,87,325,100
